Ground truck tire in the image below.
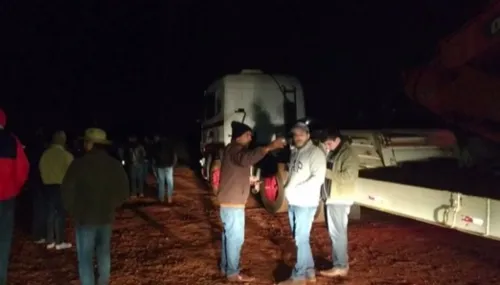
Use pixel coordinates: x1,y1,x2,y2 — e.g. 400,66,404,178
210,158,221,194
260,163,288,214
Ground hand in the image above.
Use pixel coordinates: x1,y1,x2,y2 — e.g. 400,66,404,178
268,137,286,150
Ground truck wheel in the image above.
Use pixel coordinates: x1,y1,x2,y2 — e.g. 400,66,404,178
260,163,288,214
210,159,221,194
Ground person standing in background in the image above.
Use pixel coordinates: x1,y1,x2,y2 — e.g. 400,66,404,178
39,130,74,250
62,128,129,285
318,130,359,278
154,138,177,204
143,136,152,183
0,108,30,285
217,121,285,283
125,135,146,198
278,122,326,285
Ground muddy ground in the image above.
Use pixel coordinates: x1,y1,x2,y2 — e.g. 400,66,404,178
7,168,500,285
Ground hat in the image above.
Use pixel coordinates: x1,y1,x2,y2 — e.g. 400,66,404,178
83,128,111,144
231,121,252,139
291,122,310,133
52,131,67,145
0,108,6,128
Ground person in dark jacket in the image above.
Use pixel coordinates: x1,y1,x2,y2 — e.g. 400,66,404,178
0,108,30,285
61,128,129,285
217,121,285,282
154,138,177,203
125,135,146,198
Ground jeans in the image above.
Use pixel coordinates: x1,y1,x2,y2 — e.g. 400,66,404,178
46,185,66,244
157,167,174,202
143,161,150,181
326,203,351,269
0,198,15,285
31,185,47,240
220,207,245,277
288,205,317,280
75,224,113,285
129,164,144,196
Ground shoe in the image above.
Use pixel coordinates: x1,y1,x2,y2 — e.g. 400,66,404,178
46,243,55,249
227,274,255,283
139,194,145,198
318,267,349,278
34,239,46,244
55,243,72,250
167,197,173,204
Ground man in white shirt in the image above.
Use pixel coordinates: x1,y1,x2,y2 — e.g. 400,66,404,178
278,122,326,285
318,130,359,278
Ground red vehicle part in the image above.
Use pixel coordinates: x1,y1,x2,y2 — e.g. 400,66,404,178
264,176,279,202
403,0,500,142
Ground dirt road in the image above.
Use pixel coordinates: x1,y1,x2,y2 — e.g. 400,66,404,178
7,168,500,284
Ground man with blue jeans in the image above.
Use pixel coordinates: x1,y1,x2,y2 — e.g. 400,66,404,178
217,121,285,282
318,130,359,278
0,108,30,285
154,138,176,204
279,122,326,285
125,136,146,198
62,128,129,285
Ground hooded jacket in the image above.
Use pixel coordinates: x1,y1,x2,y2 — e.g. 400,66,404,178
0,109,30,200
285,140,326,207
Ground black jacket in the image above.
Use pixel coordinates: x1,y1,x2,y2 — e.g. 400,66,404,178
154,141,176,168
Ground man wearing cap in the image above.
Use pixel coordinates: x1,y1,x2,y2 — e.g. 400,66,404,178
39,130,74,250
0,108,29,285
217,121,286,283
278,122,326,285
318,130,359,278
61,128,129,285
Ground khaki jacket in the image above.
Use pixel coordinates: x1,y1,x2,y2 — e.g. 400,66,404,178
323,141,359,203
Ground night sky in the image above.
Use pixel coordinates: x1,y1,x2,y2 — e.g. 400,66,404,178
0,0,490,140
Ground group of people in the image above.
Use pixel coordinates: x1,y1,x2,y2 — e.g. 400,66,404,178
0,107,178,285
119,135,177,203
217,121,359,284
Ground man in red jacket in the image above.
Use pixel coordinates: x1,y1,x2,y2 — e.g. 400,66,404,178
0,108,29,285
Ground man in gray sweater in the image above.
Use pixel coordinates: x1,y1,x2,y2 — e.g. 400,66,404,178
278,122,326,285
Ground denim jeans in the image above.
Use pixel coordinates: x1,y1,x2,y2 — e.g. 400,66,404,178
143,161,150,181
46,185,66,244
157,167,174,202
75,224,113,285
326,203,351,269
0,198,15,285
31,185,47,240
220,207,245,277
288,205,317,280
129,164,144,196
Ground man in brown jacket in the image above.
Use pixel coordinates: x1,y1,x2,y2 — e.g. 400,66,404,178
318,130,359,279
217,121,285,283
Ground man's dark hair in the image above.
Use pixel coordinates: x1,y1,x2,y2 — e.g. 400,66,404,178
319,129,341,142
92,143,109,151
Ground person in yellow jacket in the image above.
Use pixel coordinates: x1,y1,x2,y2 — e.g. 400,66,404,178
39,131,74,250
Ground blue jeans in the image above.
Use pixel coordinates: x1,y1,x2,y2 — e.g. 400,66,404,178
75,224,113,285
220,207,245,277
326,204,351,269
0,198,15,285
129,164,144,195
32,185,47,240
288,205,317,280
157,167,174,202
46,185,66,244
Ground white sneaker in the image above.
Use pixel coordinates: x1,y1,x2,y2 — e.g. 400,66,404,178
46,243,56,249
34,239,46,244
55,243,72,250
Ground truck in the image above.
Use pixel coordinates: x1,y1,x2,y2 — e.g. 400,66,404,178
199,69,458,221
403,0,500,171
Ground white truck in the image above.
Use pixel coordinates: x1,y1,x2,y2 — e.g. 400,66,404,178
200,70,480,229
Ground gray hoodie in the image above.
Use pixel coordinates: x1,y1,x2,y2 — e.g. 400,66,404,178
285,140,327,207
